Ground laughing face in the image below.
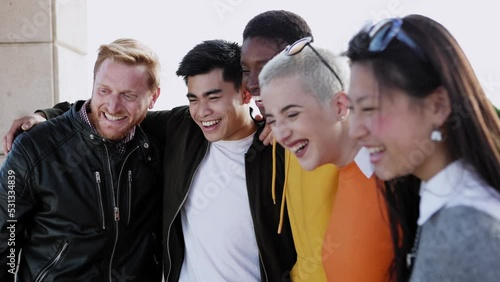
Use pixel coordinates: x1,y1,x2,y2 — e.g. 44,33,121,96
89,58,159,141
261,76,343,170
348,63,443,180
187,68,255,142
241,37,285,114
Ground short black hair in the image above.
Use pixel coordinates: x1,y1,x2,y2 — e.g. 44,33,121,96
176,39,242,89
243,10,313,47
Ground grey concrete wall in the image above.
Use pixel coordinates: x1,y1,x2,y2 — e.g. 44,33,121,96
0,0,87,166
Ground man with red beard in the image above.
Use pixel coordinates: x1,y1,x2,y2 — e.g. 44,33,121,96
3,39,296,282
0,39,163,282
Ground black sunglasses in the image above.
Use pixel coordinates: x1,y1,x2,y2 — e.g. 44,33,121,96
284,37,344,90
367,18,426,60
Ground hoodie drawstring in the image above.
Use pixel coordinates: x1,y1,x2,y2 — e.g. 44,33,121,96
272,140,289,234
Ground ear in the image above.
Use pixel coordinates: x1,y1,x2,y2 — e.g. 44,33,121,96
331,91,350,121
426,86,451,126
149,88,161,109
242,89,252,104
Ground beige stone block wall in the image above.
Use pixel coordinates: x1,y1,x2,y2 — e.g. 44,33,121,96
0,0,87,165
54,0,88,101
0,43,55,156
55,0,87,51
54,44,88,102
0,0,53,43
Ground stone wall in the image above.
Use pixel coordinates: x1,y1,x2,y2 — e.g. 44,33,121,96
0,0,87,166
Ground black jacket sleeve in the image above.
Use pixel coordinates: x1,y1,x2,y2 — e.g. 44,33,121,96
36,101,72,119
0,141,36,281
141,107,192,149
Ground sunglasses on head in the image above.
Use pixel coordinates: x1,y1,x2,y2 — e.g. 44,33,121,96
284,37,344,90
367,18,426,60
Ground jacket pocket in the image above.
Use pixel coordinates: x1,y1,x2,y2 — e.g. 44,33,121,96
95,171,106,230
34,241,69,282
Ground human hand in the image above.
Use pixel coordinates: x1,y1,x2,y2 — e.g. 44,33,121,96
3,113,47,153
255,115,274,146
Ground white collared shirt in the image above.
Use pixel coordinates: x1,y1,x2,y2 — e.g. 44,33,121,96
418,159,500,226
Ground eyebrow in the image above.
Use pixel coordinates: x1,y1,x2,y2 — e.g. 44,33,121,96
186,89,222,99
96,83,109,88
347,95,371,104
96,84,138,94
241,59,272,67
264,104,302,118
241,51,281,66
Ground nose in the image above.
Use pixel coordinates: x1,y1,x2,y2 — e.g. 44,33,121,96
107,93,122,114
348,113,368,140
196,99,213,118
247,71,260,94
272,121,292,146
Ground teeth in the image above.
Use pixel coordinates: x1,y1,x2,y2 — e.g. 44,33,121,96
253,96,262,102
201,119,221,127
367,146,385,154
105,113,126,121
290,141,308,153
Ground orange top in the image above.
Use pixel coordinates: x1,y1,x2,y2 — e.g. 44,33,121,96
323,162,393,282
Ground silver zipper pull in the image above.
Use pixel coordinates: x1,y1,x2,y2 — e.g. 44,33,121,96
114,207,120,221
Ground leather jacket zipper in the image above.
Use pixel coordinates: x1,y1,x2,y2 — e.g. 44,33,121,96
34,241,69,282
106,145,139,282
127,170,132,225
95,171,106,230
103,144,118,282
166,144,209,281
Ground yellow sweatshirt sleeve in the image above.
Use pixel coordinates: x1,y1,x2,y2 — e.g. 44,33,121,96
284,150,340,282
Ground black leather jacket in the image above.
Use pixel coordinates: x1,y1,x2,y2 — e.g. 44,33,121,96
142,106,296,282
0,101,163,282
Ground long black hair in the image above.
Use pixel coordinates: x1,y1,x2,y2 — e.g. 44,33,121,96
346,14,500,281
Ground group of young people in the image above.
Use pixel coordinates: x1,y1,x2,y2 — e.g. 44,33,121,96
1,9,499,282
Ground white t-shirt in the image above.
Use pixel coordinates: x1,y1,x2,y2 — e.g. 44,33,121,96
179,133,260,282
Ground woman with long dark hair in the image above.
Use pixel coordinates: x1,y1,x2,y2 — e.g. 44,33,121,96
346,14,500,281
